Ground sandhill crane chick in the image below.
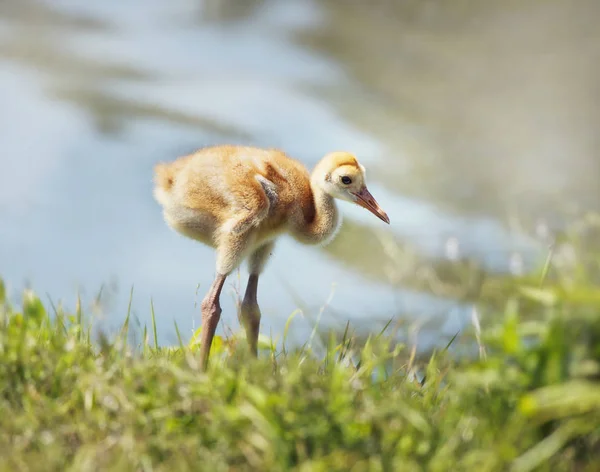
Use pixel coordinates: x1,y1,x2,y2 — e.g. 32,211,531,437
153,145,389,369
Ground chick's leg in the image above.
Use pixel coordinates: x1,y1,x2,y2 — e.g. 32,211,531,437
199,223,255,370
198,273,227,371
240,241,275,356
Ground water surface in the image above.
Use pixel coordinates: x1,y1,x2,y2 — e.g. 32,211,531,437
1,0,598,349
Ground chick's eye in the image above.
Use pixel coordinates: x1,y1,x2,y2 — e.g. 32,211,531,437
341,176,352,185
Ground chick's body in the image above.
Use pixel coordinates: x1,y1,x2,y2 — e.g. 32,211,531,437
154,145,317,254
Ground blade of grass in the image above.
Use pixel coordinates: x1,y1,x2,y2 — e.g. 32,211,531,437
338,320,351,363
35,295,50,335
94,284,104,307
150,298,159,351
46,294,67,336
539,244,554,287
76,292,84,341
377,317,394,338
174,320,185,350
306,283,336,353
442,330,460,354
76,293,82,325
282,309,302,355
142,325,149,357
121,285,134,349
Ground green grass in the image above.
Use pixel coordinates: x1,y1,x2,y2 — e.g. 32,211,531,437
1,230,600,471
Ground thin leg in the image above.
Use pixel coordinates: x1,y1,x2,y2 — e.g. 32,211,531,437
241,274,261,356
240,242,274,356
199,273,227,370
199,218,256,370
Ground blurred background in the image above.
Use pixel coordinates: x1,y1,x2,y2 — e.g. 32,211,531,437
1,0,599,349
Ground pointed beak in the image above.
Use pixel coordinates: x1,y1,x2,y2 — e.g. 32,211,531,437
352,187,390,224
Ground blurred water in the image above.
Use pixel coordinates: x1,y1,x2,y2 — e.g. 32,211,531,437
1,0,597,349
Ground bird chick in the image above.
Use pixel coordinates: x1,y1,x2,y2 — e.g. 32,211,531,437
154,145,389,369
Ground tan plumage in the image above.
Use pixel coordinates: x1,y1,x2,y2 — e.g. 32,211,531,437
154,145,389,369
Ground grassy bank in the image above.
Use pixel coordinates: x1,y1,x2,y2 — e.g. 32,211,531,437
1,234,600,471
